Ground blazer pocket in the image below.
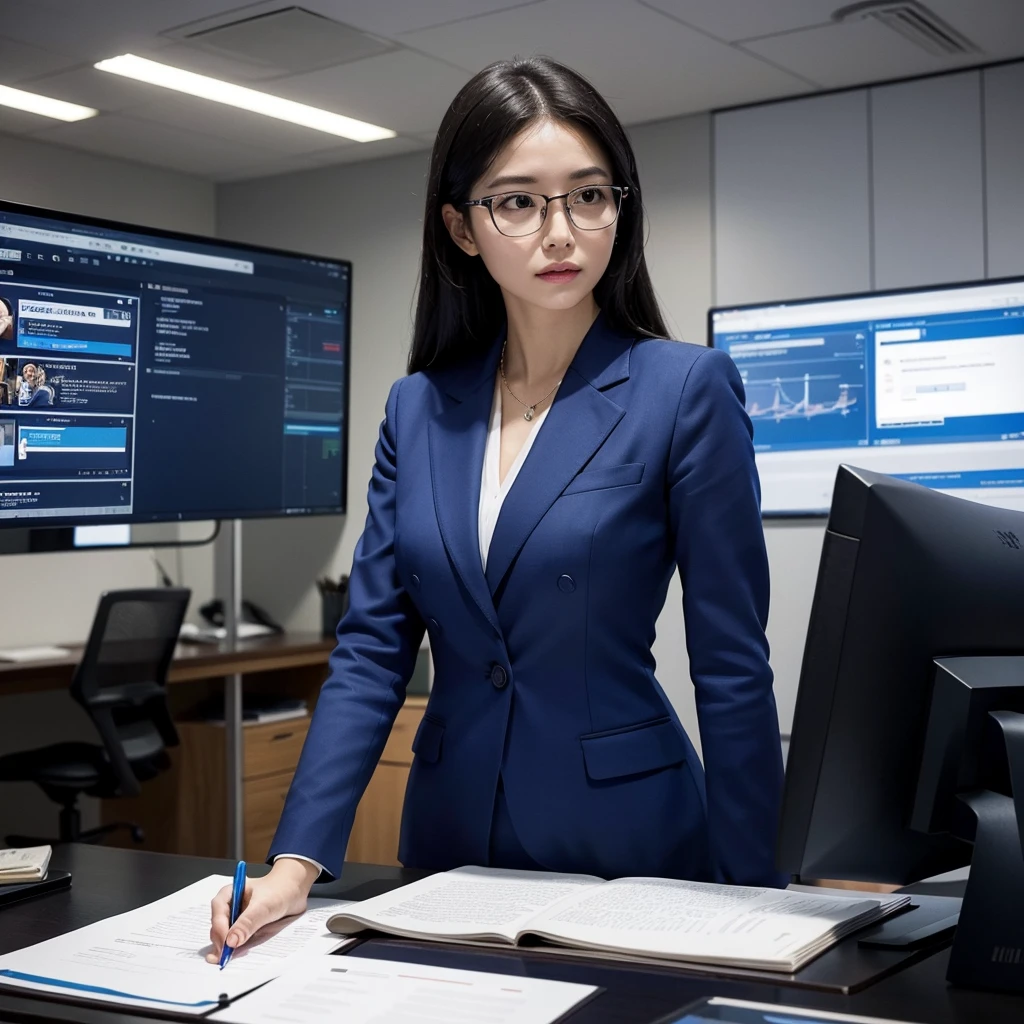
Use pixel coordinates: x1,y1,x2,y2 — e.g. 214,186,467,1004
562,461,645,496
411,714,444,764
580,716,686,781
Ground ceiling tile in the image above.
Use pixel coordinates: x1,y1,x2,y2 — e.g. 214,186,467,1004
16,66,166,114
31,112,281,178
279,50,471,135
0,105,66,138
639,0,838,42
216,133,429,182
126,93,367,157
303,133,428,165
925,0,1024,58
400,0,813,124
742,19,979,90
295,0,546,38
0,35,83,83
0,0,251,63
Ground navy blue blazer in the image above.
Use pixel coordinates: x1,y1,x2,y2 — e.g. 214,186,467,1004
270,313,787,887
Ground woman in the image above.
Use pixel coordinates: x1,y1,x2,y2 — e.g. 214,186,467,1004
209,57,786,960
16,363,40,406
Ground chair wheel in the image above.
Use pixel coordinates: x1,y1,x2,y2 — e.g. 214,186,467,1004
131,826,145,843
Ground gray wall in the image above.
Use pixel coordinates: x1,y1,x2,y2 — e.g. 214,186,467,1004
713,62,1024,737
0,135,216,836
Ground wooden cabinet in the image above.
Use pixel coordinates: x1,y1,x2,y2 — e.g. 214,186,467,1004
103,696,426,867
346,699,425,865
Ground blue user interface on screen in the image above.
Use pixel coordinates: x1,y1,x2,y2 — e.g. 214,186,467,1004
711,280,1024,515
0,207,349,525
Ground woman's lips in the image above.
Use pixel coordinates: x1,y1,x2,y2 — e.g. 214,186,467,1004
537,269,581,283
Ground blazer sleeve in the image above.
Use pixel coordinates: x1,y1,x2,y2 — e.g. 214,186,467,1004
269,377,425,880
668,346,788,888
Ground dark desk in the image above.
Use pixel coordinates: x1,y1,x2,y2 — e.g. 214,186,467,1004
0,846,1019,1024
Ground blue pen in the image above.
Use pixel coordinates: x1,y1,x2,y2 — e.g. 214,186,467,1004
219,860,247,970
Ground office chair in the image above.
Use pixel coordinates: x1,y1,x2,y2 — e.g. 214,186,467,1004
0,587,190,846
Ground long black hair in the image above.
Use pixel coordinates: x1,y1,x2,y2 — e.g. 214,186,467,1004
408,57,667,375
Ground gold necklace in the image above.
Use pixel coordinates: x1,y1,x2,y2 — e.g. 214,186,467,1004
499,340,563,421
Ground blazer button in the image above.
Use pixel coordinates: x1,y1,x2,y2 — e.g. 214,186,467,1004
490,665,508,689
557,574,576,593
411,574,421,589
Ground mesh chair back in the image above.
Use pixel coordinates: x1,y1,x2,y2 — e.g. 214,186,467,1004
72,588,190,796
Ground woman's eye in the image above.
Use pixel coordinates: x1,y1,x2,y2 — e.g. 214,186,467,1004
497,193,535,210
575,188,606,204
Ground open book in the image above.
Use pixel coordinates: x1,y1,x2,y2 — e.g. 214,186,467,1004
327,866,910,973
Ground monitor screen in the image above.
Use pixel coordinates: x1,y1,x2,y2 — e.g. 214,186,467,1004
0,200,350,528
709,278,1024,516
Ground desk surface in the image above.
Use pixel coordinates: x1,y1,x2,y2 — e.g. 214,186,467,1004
0,632,336,695
0,845,1018,1024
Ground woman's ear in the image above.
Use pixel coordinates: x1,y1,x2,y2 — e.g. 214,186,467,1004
441,203,479,257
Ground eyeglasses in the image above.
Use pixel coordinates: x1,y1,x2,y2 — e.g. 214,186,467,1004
464,184,628,238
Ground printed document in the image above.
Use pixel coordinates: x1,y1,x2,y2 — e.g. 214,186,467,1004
0,874,353,1014
212,953,597,1024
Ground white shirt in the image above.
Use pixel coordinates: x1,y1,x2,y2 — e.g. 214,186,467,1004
478,373,555,572
278,375,556,878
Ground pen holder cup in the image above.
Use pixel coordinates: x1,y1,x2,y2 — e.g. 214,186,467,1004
320,588,349,639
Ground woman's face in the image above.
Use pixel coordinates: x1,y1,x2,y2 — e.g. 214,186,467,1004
444,119,619,315
0,302,12,337
23,364,37,383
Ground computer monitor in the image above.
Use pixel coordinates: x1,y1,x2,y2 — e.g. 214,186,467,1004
778,465,1024,991
0,199,351,534
708,277,1024,516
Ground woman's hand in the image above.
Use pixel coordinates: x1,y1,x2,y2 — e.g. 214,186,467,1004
207,857,320,961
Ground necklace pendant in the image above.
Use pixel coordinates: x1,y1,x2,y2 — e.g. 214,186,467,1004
524,406,535,422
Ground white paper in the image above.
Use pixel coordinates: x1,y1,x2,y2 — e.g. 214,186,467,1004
0,874,354,1014
212,954,596,1024
526,877,881,965
329,865,600,943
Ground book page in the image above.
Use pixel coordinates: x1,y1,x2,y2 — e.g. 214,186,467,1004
523,878,881,967
328,866,601,944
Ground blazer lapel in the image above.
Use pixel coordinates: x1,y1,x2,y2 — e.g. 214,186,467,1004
483,314,632,596
428,340,503,637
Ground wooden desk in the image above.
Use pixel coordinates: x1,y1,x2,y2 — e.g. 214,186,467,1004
0,633,425,867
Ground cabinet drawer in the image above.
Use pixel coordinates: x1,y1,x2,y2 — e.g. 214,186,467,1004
380,702,425,765
244,829,277,865
244,773,291,837
244,719,309,779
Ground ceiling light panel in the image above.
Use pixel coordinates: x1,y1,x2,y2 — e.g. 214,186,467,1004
94,53,395,141
0,83,97,122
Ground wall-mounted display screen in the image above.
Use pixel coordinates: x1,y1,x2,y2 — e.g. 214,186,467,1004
709,277,1024,516
0,200,350,528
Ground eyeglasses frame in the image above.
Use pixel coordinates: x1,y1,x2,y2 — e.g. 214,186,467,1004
463,184,630,237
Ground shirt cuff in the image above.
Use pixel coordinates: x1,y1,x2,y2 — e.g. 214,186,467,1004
272,853,328,878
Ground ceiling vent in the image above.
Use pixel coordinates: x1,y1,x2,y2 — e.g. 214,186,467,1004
833,1,979,57
164,5,398,78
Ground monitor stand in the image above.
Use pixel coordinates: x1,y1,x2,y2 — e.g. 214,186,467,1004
947,709,1024,993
